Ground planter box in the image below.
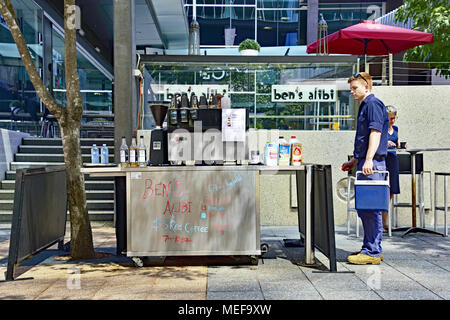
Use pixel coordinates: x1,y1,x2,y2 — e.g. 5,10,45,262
240,49,259,56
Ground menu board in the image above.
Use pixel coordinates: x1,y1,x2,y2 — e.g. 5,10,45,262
222,109,246,142
126,169,259,256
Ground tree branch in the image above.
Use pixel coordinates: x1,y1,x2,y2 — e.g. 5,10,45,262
64,0,83,123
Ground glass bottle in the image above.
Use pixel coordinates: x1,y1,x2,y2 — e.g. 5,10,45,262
129,137,138,167
190,93,198,120
169,96,178,125
119,136,129,168
138,135,147,167
180,93,189,123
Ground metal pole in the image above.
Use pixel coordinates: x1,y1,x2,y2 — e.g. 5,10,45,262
411,153,417,228
254,70,257,128
394,194,399,227
434,174,438,231
389,53,393,86
445,176,448,236
347,179,351,234
365,55,369,74
420,173,425,228
388,196,392,237
305,165,315,265
193,0,197,20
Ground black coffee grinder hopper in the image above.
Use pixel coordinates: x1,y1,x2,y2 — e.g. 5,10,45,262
149,102,169,165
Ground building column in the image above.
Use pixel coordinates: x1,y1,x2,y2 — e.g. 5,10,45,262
307,0,319,45
113,0,137,160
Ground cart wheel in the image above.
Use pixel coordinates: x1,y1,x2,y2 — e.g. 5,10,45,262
132,257,144,267
260,243,269,254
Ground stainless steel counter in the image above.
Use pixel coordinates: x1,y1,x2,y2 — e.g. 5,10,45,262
82,164,332,269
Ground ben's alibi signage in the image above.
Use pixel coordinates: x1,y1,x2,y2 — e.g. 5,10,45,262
271,85,337,102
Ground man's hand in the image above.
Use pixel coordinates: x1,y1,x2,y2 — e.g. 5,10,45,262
362,158,374,176
340,158,358,172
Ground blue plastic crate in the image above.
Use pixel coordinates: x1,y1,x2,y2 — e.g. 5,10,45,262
354,171,390,211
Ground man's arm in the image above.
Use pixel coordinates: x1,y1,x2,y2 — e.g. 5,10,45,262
362,129,381,175
340,157,358,172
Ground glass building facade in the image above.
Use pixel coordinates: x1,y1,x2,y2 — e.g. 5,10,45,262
0,0,113,137
143,58,358,131
319,2,386,35
183,0,385,48
167,0,387,131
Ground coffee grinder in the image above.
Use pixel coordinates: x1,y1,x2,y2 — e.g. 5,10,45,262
149,102,169,165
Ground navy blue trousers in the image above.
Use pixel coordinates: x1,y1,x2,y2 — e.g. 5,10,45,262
356,158,386,258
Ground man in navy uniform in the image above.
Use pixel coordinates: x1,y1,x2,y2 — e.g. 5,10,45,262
340,72,389,265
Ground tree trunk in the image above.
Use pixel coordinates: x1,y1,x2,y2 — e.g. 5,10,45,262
63,0,95,259
0,0,95,259
59,116,94,260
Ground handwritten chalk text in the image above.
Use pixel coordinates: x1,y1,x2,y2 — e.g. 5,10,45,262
141,178,183,199
163,200,192,216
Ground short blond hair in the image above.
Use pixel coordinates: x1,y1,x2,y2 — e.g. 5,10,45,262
348,72,373,90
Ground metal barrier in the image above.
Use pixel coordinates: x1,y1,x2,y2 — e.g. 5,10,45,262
434,172,450,237
5,166,67,281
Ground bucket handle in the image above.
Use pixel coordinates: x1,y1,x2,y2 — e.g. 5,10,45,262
355,170,389,181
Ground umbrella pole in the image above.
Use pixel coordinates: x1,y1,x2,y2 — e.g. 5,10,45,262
389,53,393,86
365,55,369,73
364,39,369,73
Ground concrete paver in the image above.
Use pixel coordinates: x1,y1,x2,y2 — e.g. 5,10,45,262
0,222,449,301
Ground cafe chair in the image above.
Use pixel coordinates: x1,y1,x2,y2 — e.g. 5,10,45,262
434,172,450,237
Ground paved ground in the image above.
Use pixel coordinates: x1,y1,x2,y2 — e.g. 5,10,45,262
0,222,449,300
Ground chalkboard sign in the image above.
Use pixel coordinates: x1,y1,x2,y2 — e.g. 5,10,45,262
6,166,67,280
126,169,260,256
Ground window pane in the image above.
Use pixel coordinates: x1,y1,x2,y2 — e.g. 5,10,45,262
0,0,42,133
319,2,384,34
144,61,358,131
257,9,303,46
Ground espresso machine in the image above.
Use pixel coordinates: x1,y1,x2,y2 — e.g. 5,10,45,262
167,93,249,165
149,102,169,165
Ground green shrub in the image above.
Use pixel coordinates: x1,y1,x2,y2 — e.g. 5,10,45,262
238,39,261,52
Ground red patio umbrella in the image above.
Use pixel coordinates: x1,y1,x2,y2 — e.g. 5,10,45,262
306,20,433,56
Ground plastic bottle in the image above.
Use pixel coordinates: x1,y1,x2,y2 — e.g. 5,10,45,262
138,135,147,167
100,144,109,164
278,136,290,166
289,136,303,166
129,137,138,167
90,144,99,164
119,136,129,168
264,141,278,166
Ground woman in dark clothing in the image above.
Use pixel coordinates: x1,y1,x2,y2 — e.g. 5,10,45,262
383,105,406,232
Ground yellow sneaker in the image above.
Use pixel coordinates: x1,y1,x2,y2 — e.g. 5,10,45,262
347,253,381,265
350,251,383,261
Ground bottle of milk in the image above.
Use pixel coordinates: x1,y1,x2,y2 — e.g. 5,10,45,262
264,141,278,166
278,136,290,166
289,136,303,166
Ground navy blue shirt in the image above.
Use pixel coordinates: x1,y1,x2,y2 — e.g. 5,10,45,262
353,94,388,159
